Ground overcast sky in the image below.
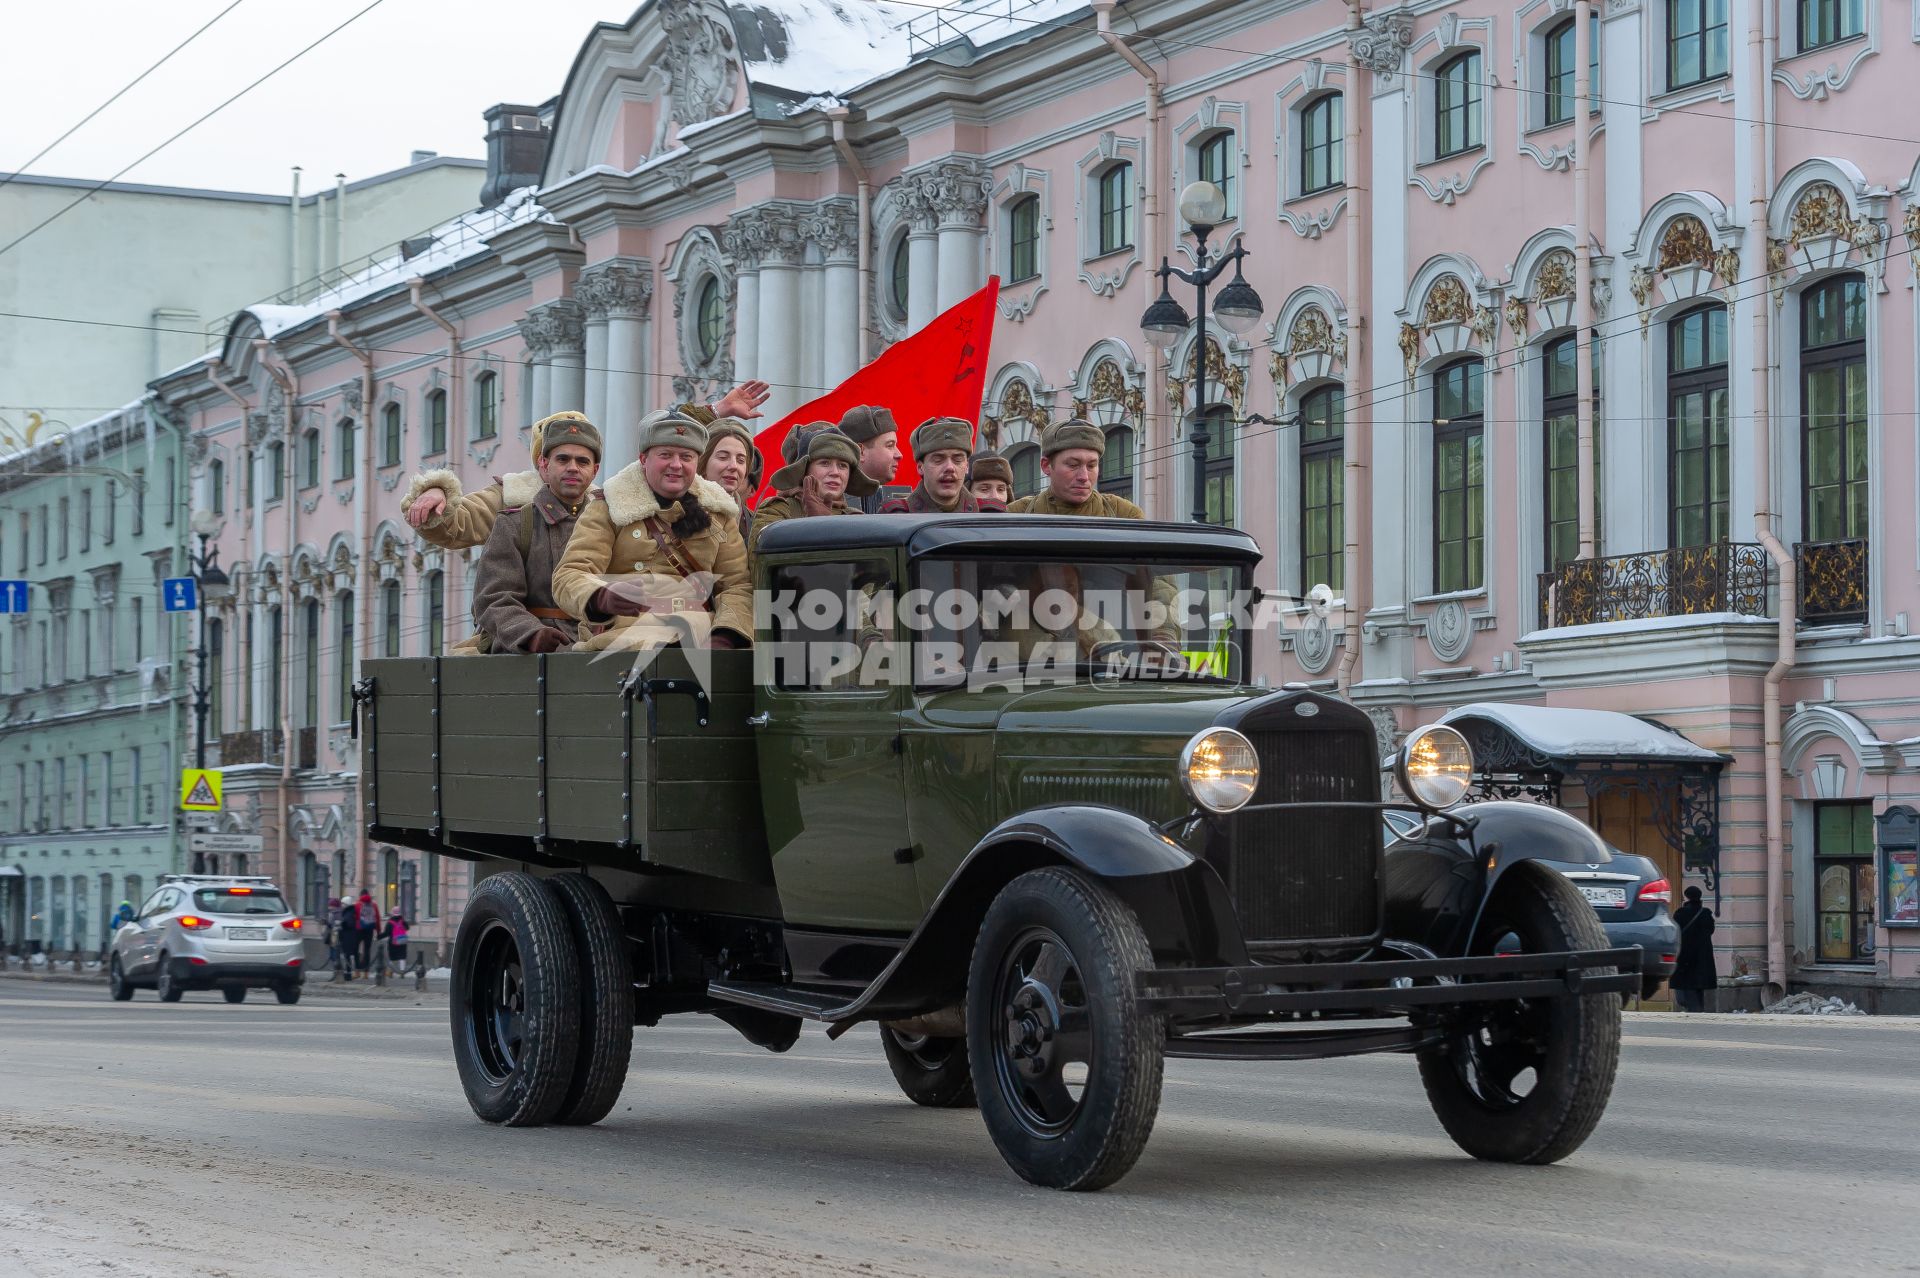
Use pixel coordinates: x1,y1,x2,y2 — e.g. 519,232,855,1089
2,1,637,193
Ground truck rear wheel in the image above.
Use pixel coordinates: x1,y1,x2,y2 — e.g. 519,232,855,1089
1417,862,1622,1165
543,873,635,1126
880,1028,976,1108
966,867,1163,1191
450,872,581,1126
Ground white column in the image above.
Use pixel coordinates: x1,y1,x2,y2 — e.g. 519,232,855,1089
578,259,653,465
757,259,801,422
822,259,860,384
583,314,608,427
798,269,824,401
734,270,761,382
935,224,984,314
907,228,939,333
527,355,552,422
547,300,586,414
604,311,645,463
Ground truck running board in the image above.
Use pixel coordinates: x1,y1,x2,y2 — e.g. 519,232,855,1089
705,980,858,1023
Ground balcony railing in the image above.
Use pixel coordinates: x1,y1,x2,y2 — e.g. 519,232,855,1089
1538,543,1771,629
1795,539,1868,626
217,727,318,769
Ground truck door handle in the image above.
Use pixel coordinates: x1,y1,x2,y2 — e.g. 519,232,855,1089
747,712,772,727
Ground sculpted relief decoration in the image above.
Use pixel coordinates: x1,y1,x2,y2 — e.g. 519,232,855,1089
651,0,739,154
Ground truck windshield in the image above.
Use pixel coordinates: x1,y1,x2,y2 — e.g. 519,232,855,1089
913,556,1248,688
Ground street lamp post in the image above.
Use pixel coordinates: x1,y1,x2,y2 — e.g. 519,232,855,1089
1140,181,1266,524
187,517,232,772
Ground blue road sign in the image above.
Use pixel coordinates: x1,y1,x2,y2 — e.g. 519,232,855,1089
0,581,27,614
162,577,199,612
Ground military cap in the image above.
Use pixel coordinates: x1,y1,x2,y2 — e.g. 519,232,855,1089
531,410,602,461
908,416,974,462
836,404,899,444
968,451,1014,487
1039,417,1106,458
636,408,709,454
767,427,878,496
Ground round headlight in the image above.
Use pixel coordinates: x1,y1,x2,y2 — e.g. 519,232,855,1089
1395,725,1474,811
1180,727,1260,814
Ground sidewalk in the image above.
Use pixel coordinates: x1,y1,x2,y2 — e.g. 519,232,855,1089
0,963,449,999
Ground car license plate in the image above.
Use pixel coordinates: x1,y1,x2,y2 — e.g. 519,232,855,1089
226,927,269,940
1578,885,1627,909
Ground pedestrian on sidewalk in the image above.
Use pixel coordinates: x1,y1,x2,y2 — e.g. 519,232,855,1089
336,896,361,980
383,911,409,975
322,898,342,971
352,890,380,977
1671,886,1717,1013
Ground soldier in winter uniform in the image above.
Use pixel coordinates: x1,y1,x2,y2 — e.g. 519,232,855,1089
836,404,904,512
748,429,872,555
1005,419,1145,518
399,382,769,549
969,451,1013,510
878,417,979,514
468,413,602,654
551,410,753,652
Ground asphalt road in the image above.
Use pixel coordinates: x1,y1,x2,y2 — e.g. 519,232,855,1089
0,981,1913,1278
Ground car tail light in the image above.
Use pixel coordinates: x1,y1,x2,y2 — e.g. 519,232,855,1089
1637,878,1672,904
177,915,215,931
188,957,209,966
1661,953,1676,964
282,918,303,932
228,887,254,894
287,958,303,966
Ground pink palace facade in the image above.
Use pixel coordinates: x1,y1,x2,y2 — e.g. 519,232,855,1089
148,0,1920,1004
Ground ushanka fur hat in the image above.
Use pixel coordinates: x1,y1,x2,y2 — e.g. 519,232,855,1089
767,428,878,496
968,451,1014,487
636,408,710,454
1039,417,1106,458
835,404,898,444
908,416,975,461
530,410,601,461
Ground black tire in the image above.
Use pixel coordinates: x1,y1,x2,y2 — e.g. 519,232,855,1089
966,867,1163,1191
108,956,134,1001
449,872,581,1126
542,873,635,1126
157,955,184,1003
881,1028,976,1108
223,987,247,1004
274,984,302,1005
1417,863,1623,1165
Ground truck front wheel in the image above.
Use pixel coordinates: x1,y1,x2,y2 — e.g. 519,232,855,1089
450,872,582,1126
880,1028,976,1108
966,867,1164,1191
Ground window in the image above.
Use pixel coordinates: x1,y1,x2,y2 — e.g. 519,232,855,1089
301,429,321,489
425,570,444,654
1667,0,1730,89
1010,445,1042,500
426,391,448,455
58,497,69,559
887,235,910,319
1008,196,1040,285
336,418,356,480
36,506,48,563
208,619,224,735
1198,406,1236,527
266,442,285,502
209,459,225,514
79,756,91,826
242,451,253,512
100,754,112,827
1815,801,1875,962
1097,163,1134,255
1196,130,1236,218
1544,15,1600,126
696,278,725,362
15,512,25,571
301,601,319,728
382,580,401,658
1800,275,1867,543
1300,384,1345,592
381,403,402,467
79,490,91,551
383,849,400,913
1798,0,1864,52
164,458,175,526
1433,359,1486,593
80,607,91,677
1300,94,1343,196
425,854,440,918
336,590,354,722
1667,305,1730,547
474,372,498,440
1099,425,1135,498
766,559,895,692
1434,52,1483,158
1542,335,1581,571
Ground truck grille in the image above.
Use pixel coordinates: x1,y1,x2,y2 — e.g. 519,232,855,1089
1220,725,1382,946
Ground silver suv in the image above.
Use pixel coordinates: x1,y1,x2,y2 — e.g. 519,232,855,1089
108,876,306,1004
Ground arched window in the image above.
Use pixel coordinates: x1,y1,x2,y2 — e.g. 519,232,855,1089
1099,425,1135,498
1195,130,1235,217
887,235,910,319
696,277,726,361
382,579,402,658
1434,52,1483,158
1542,334,1581,570
1300,384,1344,592
1097,163,1134,255
336,590,355,722
1432,358,1485,592
266,441,285,501
300,429,321,489
474,372,498,440
1198,406,1236,527
266,606,284,728
209,458,226,514
1009,445,1042,500
1667,304,1730,547
424,570,445,654
425,390,447,455
381,403,402,467
1800,274,1868,544
299,850,319,918
301,600,320,727
335,418,356,480
1300,94,1343,195
1008,196,1040,284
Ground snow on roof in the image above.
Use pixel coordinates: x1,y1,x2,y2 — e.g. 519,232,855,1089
731,0,919,97
1439,702,1725,763
896,0,1087,58
0,398,150,470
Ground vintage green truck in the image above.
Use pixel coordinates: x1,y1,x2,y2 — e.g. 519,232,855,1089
359,515,1666,1191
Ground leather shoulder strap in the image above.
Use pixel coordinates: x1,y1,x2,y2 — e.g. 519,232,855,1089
642,515,701,580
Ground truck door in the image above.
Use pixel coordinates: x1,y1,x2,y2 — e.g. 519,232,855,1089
753,554,920,933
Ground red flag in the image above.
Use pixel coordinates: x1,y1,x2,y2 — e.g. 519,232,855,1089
750,278,1001,507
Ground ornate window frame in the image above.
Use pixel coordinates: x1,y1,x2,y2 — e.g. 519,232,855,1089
870,181,916,344
1068,340,1147,501
1166,320,1251,526
981,361,1053,456
1776,0,1875,93
466,354,504,468
1514,0,1602,171
1406,14,1497,204
1266,285,1349,605
1075,131,1144,297
1643,0,1737,115
1274,59,1348,237
992,163,1051,324
665,228,734,404
1174,96,1247,226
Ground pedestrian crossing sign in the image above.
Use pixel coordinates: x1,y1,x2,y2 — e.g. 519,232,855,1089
179,769,223,812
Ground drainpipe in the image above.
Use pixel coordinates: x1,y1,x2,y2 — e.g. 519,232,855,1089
1093,0,1164,518
253,340,299,892
1573,0,1596,558
206,367,255,729
1748,3,1793,1003
1337,0,1372,695
329,312,377,891
410,279,466,628
827,108,873,365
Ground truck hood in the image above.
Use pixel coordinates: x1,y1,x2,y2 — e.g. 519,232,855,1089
919,681,1260,741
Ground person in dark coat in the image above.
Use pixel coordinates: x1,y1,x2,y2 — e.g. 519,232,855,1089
1670,885,1717,1012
